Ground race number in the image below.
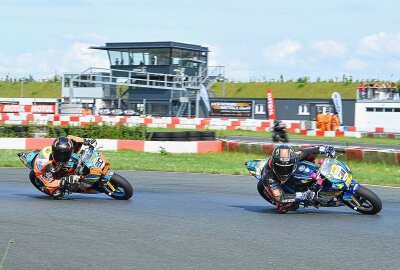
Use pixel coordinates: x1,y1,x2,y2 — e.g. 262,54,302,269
93,157,105,169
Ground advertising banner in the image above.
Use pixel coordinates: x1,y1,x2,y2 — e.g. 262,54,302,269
210,101,252,117
265,88,276,120
331,92,343,123
0,104,56,114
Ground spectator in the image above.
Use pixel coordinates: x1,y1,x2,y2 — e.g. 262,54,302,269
390,83,396,100
323,110,332,131
395,87,400,101
358,82,400,101
379,83,387,100
331,112,341,131
372,83,380,99
314,111,324,131
358,82,366,99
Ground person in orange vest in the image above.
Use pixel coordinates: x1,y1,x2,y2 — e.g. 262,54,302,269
324,111,332,131
314,111,324,131
331,112,341,131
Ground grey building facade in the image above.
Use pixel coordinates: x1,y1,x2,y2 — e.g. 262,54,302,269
209,98,356,126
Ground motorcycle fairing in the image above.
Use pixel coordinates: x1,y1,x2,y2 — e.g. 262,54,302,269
342,181,361,201
291,161,319,183
245,159,268,181
18,150,40,169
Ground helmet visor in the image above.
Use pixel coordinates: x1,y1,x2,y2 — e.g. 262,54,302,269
273,163,295,182
53,151,70,163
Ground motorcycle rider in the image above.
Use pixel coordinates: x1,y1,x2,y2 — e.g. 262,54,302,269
272,120,288,142
32,135,97,198
261,144,335,213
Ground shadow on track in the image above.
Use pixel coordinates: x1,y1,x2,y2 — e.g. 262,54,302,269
12,193,121,201
231,204,365,216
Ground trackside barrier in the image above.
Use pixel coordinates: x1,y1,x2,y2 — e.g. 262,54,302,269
220,140,400,165
1,137,398,164
1,113,399,139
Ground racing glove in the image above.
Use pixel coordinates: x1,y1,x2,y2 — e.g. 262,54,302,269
83,138,97,147
319,145,335,156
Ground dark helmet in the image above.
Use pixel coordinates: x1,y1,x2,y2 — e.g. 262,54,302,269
271,144,296,183
51,137,73,163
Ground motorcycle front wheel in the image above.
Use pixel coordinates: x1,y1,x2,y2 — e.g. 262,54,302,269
343,186,382,215
104,173,133,200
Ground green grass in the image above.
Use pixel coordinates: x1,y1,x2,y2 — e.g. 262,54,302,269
0,81,61,98
210,81,359,99
0,81,361,99
7,149,400,186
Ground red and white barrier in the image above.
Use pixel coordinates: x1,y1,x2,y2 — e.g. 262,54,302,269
0,113,398,139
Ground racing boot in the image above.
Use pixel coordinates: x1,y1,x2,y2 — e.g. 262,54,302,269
276,202,288,214
51,188,65,199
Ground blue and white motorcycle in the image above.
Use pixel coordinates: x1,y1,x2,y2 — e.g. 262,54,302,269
245,150,382,215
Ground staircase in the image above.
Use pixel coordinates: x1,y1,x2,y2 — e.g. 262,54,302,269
63,65,225,117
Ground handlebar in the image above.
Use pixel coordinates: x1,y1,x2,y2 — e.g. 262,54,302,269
74,146,95,175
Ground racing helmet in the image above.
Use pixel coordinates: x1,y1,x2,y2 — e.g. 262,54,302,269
51,136,73,163
271,144,296,183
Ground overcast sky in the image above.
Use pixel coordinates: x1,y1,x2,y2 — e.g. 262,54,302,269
1,0,400,82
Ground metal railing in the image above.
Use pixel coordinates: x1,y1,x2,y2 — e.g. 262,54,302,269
356,87,400,102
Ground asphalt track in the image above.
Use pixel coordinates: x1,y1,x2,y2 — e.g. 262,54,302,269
227,136,400,150
0,168,399,270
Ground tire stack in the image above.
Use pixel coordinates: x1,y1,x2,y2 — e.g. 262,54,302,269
147,131,216,141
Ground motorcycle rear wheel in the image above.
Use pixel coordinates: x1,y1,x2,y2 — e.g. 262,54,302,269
343,186,382,215
105,173,133,200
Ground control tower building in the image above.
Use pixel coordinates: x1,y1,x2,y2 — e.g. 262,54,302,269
62,41,225,117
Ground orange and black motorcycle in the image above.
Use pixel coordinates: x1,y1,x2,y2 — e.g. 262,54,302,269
18,144,133,200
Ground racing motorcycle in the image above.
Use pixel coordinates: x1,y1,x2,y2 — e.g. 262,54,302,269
271,121,289,143
18,144,133,200
245,150,382,214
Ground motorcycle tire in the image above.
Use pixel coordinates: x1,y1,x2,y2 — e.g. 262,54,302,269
343,186,382,215
280,133,289,143
257,181,273,205
106,173,133,200
272,134,280,143
29,170,48,195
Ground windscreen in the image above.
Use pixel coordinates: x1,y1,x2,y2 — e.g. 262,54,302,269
320,158,350,182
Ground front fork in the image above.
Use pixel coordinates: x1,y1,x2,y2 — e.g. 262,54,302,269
100,171,116,195
342,180,361,206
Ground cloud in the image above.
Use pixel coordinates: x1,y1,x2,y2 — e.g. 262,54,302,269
62,42,109,72
358,32,400,55
262,40,301,66
203,43,220,67
63,33,108,43
343,58,368,71
312,40,347,56
0,43,108,79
